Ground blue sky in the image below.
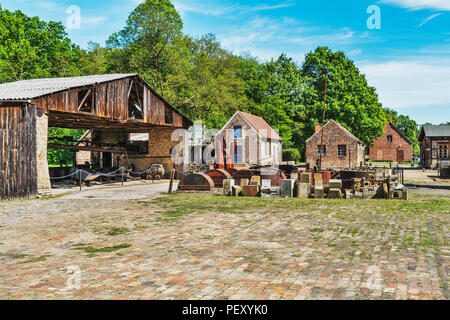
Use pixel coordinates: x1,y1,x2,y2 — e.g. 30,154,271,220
1,0,449,124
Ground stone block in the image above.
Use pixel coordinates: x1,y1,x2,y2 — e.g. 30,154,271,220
261,179,272,190
249,176,261,186
281,179,295,197
345,190,354,199
223,179,235,196
314,173,323,185
232,185,242,197
261,187,280,198
290,172,299,181
300,173,311,184
328,179,342,189
328,188,342,199
296,182,310,198
314,186,324,198
240,179,250,187
242,185,260,197
402,189,408,200
354,191,363,199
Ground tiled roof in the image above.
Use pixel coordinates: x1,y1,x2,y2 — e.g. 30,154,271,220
238,111,282,141
0,74,137,100
306,120,365,145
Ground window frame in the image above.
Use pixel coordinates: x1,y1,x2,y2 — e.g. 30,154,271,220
387,135,393,143
317,145,327,157
337,144,347,157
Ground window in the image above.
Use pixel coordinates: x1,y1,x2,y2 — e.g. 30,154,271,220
317,145,327,157
387,135,393,143
165,107,172,124
78,88,95,113
128,81,144,120
234,126,242,139
439,146,448,160
338,145,347,157
126,133,149,154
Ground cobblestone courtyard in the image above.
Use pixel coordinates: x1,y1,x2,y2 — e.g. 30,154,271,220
0,182,448,300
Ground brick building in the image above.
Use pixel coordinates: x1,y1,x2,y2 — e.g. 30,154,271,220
216,111,283,167
418,125,450,169
305,120,366,169
369,121,412,162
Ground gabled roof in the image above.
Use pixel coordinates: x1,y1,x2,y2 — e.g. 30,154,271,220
0,74,137,100
419,125,450,140
386,121,412,144
306,120,365,145
220,111,281,141
237,111,282,141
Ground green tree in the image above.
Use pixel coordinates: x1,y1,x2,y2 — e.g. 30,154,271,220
239,54,307,148
106,0,183,96
0,6,81,83
47,128,85,166
395,115,420,154
80,42,107,75
301,47,386,147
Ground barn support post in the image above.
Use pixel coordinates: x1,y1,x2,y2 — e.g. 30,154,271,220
35,106,52,197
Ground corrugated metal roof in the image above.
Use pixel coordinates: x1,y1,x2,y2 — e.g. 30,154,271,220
0,74,137,100
422,125,450,137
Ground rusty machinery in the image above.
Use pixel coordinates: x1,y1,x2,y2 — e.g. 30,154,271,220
205,169,232,187
178,173,215,191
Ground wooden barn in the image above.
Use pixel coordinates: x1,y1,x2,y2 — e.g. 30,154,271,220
0,74,191,201
419,125,450,169
369,121,412,162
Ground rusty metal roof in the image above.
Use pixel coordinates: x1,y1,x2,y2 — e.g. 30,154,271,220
238,111,282,141
0,74,137,100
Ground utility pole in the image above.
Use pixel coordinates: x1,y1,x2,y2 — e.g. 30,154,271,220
319,67,330,170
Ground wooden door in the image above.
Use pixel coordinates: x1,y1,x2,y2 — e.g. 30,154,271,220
397,150,404,162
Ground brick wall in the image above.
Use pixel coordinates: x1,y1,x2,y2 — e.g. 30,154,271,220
306,120,365,169
369,122,412,162
36,111,52,197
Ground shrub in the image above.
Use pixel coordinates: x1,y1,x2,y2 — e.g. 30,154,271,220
283,148,301,163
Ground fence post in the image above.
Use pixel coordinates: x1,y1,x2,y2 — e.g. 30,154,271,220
121,168,124,187
168,169,175,194
79,170,82,191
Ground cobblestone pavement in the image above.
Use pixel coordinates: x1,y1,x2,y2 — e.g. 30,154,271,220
0,185,448,300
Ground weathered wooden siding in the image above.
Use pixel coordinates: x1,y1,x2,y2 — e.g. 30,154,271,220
0,105,37,200
30,76,189,128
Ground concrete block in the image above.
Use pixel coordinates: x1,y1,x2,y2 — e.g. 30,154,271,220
240,179,249,187
328,179,342,189
290,172,299,181
354,191,363,199
345,190,354,199
314,173,323,185
223,179,235,196
281,179,295,197
328,188,342,199
261,187,280,198
314,186,324,198
249,176,261,186
242,185,260,197
232,185,242,197
296,182,310,198
261,179,272,190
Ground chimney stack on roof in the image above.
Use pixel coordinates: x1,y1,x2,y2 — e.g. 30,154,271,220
315,123,320,133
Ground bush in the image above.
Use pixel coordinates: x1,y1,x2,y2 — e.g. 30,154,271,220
283,148,301,163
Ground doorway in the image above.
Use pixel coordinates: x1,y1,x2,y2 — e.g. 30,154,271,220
397,150,404,162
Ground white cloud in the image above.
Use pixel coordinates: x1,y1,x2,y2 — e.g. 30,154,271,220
380,0,450,11
359,59,450,108
173,1,295,17
418,13,443,26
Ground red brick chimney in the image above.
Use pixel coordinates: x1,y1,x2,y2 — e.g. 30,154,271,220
315,123,320,133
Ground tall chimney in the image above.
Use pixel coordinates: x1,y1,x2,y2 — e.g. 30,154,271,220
315,123,320,133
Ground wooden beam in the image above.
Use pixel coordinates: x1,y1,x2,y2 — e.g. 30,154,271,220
48,144,126,154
